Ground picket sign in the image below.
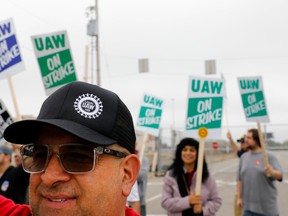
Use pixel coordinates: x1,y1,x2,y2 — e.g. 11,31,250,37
185,76,225,139
136,93,164,171
0,18,24,121
31,30,77,95
136,93,164,137
237,76,270,175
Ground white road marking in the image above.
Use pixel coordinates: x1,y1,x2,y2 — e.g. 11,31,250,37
211,162,239,175
146,194,162,202
216,180,236,186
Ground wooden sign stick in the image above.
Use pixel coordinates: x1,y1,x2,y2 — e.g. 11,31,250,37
8,75,22,121
195,137,205,195
139,133,148,163
223,97,230,131
257,122,270,176
83,45,89,83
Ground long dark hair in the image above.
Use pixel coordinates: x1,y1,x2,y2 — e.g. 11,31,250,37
168,137,209,183
248,128,261,147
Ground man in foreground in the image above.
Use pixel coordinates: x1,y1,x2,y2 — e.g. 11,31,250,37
4,81,140,216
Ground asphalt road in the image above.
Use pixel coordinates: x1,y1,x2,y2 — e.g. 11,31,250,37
145,150,288,216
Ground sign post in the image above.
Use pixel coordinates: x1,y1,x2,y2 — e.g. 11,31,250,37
137,93,164,166
238,76,270,169
195,127,208,195
8,75,21,120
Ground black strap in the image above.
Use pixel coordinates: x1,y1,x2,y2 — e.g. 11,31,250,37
177,171,195,216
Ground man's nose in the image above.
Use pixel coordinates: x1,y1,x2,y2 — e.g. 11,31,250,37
40,154,71,187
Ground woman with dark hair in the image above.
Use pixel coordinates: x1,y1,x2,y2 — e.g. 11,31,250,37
161,138,222,216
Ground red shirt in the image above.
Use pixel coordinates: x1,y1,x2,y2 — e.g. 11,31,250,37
125,206,140,216
0,195,139,216
0,195,31,216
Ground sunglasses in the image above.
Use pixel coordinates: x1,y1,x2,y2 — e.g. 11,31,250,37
20,143,127,174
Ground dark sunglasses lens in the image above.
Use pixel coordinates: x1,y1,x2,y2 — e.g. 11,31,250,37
59,145,95,173
22,145,48,172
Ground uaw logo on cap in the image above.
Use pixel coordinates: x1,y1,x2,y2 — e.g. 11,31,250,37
74,93,103,119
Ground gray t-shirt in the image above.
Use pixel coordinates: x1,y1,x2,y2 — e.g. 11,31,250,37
237,151,283,216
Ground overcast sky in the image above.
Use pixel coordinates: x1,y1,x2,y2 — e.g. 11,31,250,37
1,0,288,142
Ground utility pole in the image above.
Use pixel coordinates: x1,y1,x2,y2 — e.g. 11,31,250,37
86,1,101,86
171,98,176,149
95,0,101,86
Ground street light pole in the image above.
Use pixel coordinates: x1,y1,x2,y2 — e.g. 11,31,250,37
171,98,176,148
95,0,101,86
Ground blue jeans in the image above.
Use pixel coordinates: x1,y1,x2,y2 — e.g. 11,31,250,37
243,210,278,216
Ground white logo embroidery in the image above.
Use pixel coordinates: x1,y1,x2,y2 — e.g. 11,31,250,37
74,93,103,118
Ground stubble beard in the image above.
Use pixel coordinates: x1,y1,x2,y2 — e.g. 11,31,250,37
31,204,92,216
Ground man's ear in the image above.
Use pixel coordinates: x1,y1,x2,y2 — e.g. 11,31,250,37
121,154,140,197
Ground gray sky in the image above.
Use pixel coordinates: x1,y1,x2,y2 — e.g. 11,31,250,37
1,0,288,142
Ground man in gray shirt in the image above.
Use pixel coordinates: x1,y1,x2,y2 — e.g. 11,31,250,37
236,128,283,216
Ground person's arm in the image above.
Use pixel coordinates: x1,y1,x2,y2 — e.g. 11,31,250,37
161,172,191,213
236,180,242,208
265,154,283,181
227,131,238,155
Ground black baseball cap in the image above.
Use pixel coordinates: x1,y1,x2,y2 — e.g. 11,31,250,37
237,135,245,143
4,81,136,153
